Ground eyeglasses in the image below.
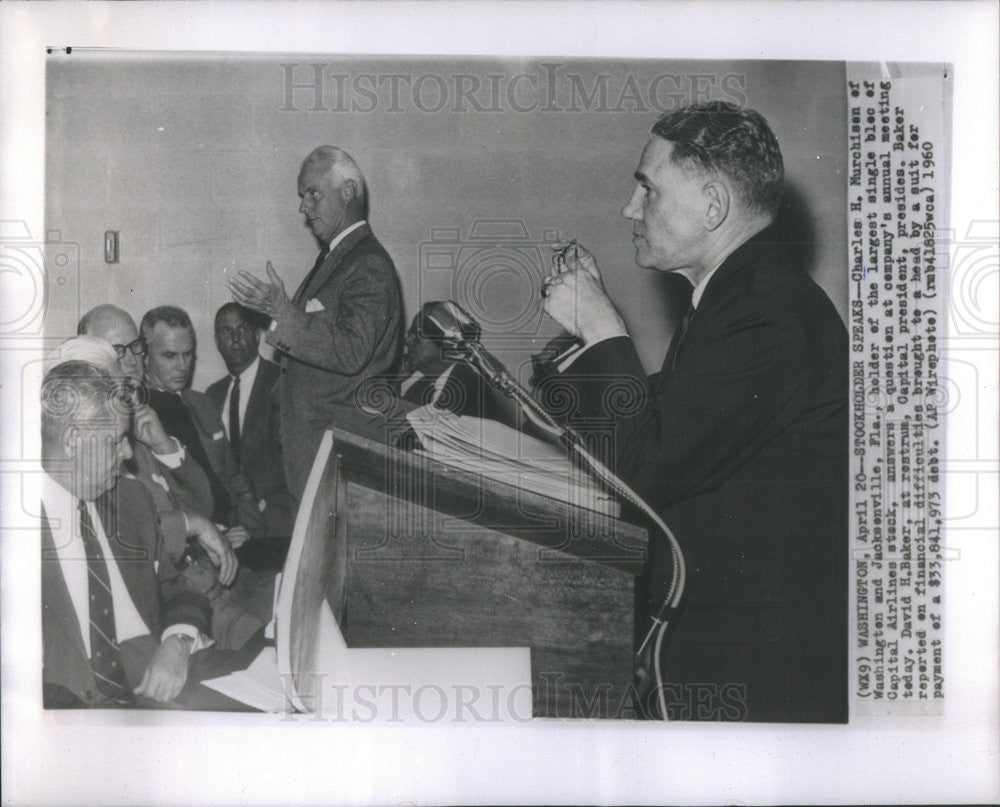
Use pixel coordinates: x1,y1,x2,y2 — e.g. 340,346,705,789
111,337,146,359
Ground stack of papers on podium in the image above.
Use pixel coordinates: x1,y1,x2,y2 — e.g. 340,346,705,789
406,406,620,517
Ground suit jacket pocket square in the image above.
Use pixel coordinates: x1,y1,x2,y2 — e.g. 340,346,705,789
212,430,224,440
305,298,325,313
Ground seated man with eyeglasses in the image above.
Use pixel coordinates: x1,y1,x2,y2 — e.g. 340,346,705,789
77,305,215,527
76,305,265,650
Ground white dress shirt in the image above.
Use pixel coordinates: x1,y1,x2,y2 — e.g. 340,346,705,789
42,472,205,655
399,364,456,406
150,437,186,469
324,219,367,256
221,355,261,441
690,262,724,309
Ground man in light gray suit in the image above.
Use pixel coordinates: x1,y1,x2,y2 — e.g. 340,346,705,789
230,147,404,498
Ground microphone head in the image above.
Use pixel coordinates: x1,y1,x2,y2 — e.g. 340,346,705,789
419,301,483,346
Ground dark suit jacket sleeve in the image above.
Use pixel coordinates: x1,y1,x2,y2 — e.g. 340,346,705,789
564,296,811,509
155,448,214,523
184,391,265,537
127,444,188,559
125,479,211,637
206,377,227,412
268,249,399,374
156,536,212,637
218,443,265,538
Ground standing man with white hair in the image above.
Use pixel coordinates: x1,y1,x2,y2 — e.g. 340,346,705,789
230,146,404,498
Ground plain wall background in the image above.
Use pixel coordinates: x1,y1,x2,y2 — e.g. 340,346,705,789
46,54,847,390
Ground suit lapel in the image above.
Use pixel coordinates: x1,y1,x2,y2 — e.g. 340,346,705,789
206,378,228,412
40,506,89,664
96,488,156,620
179,391,222,478
180,391,208,442
293,223,371,305
654,229,778,387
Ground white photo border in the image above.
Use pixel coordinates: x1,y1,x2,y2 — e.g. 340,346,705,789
1,2,997,805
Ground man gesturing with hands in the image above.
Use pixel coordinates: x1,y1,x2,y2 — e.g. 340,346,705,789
230,146,403,499
540,102,849,723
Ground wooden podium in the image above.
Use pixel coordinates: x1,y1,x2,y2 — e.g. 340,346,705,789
279,425,648,719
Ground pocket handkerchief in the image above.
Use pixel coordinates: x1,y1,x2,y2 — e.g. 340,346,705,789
305,298,325,313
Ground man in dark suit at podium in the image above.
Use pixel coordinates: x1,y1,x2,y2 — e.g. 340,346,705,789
540,102,848,722
207,302,293,550
228,146,404,500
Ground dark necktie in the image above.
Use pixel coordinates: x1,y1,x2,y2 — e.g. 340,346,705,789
296,248,329,304
228,375,241,464
78,500,133,705
664,303,695,376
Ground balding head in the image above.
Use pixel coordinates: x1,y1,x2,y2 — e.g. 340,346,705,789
77,304,144,381
41,360,133,500
298,146,367,246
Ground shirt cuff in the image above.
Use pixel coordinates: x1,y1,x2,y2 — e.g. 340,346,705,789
152,437,185,469
161,624,215,653
556,334,627,372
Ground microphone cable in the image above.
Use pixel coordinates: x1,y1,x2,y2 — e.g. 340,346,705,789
440,323,686,721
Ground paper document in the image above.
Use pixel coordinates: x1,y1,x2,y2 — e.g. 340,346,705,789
201,646,288,712
406,406,620,517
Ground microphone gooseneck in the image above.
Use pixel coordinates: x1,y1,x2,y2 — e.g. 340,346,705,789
422,300,687,720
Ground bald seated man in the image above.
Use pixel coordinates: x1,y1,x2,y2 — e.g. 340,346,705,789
230,146,404,498
77,305,214,551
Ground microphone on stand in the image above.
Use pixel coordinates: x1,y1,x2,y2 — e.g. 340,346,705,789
420,301,516,396
420,299,688,720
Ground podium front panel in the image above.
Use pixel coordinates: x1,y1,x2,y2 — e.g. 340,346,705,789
324,429,645,719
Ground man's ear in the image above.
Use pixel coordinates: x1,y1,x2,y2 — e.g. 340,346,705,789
703,181,730,230
340,179,358,205
61,426,80,460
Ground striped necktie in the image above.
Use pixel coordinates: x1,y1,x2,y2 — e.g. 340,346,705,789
78,500,133,705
